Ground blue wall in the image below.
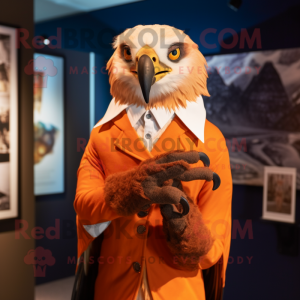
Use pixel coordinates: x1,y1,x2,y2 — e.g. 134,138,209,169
35,1,300,298
87,0,300,55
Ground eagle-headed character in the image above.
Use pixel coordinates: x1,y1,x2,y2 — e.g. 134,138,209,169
72,24,232,300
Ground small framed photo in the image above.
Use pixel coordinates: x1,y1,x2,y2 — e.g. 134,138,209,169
263,167,297,223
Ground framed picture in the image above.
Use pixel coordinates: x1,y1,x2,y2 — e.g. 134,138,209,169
0,24,18,220
33,53,64,195
262,166,297,223
204,48,300,189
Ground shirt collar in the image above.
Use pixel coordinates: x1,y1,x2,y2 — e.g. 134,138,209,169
175,97,206,143
126,104,146,126
126,105,175,130
94,96,206,143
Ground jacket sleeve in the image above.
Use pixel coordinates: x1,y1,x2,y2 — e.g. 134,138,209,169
197,137,232,287
74,128,120,253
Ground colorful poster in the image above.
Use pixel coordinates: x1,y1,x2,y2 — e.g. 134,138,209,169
33,54,64,195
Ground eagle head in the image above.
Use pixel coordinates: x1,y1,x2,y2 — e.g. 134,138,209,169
107,24,210,111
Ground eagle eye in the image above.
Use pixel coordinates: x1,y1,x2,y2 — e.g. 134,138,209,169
168,48,180,61
123,47,132,61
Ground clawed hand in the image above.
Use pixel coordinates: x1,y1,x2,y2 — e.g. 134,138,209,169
105,150,220,218
138,150,220,220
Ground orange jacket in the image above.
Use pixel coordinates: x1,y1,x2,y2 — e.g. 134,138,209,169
74,110,232,300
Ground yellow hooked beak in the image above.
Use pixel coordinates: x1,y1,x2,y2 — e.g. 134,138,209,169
130,46,172,103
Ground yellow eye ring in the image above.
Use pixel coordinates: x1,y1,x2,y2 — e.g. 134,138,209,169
168,48,180,60
124,48,132,61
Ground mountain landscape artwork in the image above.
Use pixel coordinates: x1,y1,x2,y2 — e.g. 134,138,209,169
204,48,300,189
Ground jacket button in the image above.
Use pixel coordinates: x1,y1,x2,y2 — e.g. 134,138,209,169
132,262,141,273
137,225,146,234
137,211,148,218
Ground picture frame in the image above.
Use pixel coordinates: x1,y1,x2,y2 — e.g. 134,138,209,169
262,166,297,223
33,53,65,196
204,47,300,190
0,24,19,221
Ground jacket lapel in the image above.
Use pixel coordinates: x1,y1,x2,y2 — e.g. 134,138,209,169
113,110,153,162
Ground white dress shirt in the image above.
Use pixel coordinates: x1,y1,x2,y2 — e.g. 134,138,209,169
126,106,175,151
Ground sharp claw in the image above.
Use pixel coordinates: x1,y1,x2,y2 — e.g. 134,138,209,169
180,197,190,216
161,197,190,220
212,172,221,190
199,152,210,167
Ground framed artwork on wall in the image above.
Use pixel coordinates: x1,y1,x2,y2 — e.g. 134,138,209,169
32,53,64,195
0,24,18,221
204,48,300,189
262,166,296,223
